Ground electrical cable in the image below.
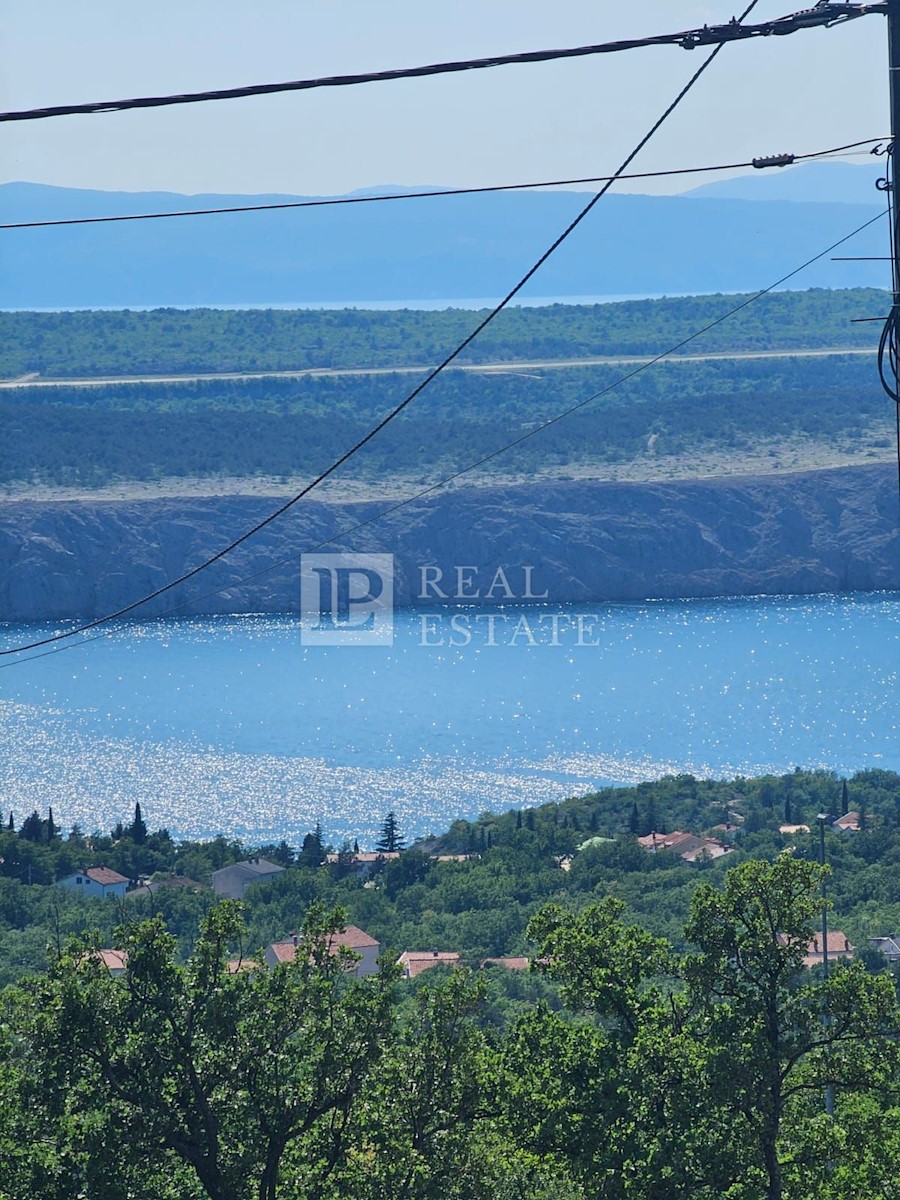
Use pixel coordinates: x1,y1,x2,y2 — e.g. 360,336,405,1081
0,2,761,659
0,3,882,125
0,204,885,672
0,139,886,232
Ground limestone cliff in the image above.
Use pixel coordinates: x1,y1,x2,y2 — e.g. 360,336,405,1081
2,465,899,623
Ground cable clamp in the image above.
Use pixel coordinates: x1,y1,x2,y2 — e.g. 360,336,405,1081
752,153,796,169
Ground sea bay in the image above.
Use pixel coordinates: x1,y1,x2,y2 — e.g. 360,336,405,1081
2,591,899,847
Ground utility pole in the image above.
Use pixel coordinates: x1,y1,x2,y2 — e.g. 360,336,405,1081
889,0,900,306
817,813,835,1121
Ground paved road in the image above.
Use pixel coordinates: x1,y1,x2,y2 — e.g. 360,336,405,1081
0,345,876,390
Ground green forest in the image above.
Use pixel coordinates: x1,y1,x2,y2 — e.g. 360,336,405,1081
0,288,886,380
4,769,900,1198
0,338,892,488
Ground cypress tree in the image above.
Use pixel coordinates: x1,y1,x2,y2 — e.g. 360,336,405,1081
375,811,405,854
841,780,849,816
130,803,148,845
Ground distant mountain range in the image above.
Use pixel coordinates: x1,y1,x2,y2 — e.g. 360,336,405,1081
0,162,890,308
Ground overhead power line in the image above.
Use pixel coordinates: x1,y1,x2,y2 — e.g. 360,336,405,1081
0,206,885,673
0,139,886,233
0,5,758,658
0,3,883,124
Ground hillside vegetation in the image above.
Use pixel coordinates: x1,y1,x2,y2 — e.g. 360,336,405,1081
3,770,900,1198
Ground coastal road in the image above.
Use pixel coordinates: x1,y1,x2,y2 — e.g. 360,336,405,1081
0,345,876,390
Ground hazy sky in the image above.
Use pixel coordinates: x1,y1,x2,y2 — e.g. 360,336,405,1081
0,1,890,198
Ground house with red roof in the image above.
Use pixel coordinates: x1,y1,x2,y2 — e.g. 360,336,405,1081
87,949,128,976
60,866,130,900
265,924,380,977
832,812,861,834
777,931,854,968
637,830,733,864
398,950,460,979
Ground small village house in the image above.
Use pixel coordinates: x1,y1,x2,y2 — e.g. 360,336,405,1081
211,857,284,900
398,950,460,978
59,866,130,900
266,924,380,977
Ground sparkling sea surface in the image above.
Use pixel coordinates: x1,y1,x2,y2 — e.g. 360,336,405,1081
2,594,899,846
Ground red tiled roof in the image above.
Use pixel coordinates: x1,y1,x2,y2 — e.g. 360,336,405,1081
801,931,854,965
226,958,259,974
398,951,460,978
679,839,732,863
482,956,529,971
268,941,298,964
270,925,379,965
833,812,861,831
88,949,128,972
328,924,379,950
85,867,129,886
636,830,733,862
637,830,689,851
778,931,855,966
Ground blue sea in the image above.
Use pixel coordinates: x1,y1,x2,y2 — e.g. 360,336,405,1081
2,593,899,846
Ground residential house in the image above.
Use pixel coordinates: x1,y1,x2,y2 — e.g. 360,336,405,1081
833,812,861,834
868,935,900,964
481,956,529,971
89,949,128,976
211,857,284,900
59,866,130,900
637,830,733,864
398,950,460,978
323,851,400,878
779,931,854,968
127,874,205,899
265,924,380,977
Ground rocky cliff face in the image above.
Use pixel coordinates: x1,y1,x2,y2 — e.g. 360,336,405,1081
2,465,900,623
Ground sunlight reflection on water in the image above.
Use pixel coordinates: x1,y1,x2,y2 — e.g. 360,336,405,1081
2,594,899,844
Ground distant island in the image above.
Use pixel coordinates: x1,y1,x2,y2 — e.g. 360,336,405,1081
0,160,888,307
2,288,899,621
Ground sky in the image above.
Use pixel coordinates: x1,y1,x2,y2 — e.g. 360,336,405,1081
0,1,890,199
